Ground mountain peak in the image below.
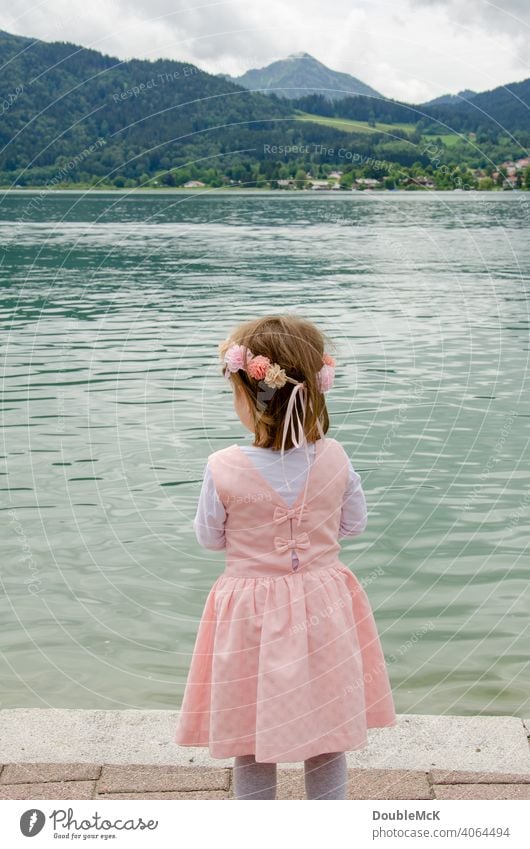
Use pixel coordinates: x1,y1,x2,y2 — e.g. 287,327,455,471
230,53,382,101
287,52,313,60
422,88,478,106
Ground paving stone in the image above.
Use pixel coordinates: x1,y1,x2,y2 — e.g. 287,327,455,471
434,783,530,800
1,762,101,784
98,764,230,793
96,790,229,799
430,769,530,785
277,769,306,800
348,768,432,799
0,781,96,800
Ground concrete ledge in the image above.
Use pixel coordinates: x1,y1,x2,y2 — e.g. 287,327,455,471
1,710,529,775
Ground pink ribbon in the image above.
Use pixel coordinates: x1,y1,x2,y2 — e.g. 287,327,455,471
274,533,310,553
272,504,309,525
280,382,307,456
279,383,310,526
279,383,326,528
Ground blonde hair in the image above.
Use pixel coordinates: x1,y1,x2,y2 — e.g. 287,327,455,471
222,314,334,450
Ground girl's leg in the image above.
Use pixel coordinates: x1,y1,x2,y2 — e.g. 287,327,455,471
233,753,277,800
304,751,348,800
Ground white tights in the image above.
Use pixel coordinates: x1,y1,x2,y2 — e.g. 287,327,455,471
233,751,348,800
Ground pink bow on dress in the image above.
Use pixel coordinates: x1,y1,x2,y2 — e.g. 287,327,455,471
274,533,310,554
272,504,309,525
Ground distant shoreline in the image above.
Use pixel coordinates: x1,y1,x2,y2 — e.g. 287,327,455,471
1,187,526,195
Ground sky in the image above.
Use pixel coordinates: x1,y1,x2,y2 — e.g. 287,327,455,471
1,0,529,102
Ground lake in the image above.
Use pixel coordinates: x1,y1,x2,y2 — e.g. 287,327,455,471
1,190,529,718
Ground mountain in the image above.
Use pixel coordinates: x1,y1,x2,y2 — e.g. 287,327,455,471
423,77,530,132
227,53,382,101
0,28,527,189
292,74,530,133
0,29,292,183
422,89,477,107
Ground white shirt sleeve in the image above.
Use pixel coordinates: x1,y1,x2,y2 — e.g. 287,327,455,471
193,462,227,550
338,460,368,538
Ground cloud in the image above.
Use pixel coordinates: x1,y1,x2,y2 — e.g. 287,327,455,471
409,0,530,86
0,0,528,101
410,0,530,52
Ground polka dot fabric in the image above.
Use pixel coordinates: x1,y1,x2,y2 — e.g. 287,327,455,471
174,437,397,763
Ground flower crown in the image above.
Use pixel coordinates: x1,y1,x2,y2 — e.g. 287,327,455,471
218,339,336,393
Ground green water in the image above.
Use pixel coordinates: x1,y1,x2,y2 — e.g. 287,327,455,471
1,190,528,717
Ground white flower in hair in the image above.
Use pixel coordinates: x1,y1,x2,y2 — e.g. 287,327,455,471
263,363,288,389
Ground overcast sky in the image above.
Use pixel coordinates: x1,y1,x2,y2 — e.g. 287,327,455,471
1,0,529,102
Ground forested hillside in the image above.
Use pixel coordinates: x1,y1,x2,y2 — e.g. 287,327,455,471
0,30,527,190
0,29,292,184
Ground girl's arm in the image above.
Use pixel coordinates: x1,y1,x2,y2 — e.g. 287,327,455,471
338,461,368,538
192,462,227,550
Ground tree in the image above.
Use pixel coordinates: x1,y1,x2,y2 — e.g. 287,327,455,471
160,171,176,186
295,168,307,189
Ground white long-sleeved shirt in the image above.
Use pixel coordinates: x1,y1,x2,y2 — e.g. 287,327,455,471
193,441,367,566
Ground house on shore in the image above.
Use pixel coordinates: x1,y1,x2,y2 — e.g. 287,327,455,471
405,175,435,189
354,178,381,189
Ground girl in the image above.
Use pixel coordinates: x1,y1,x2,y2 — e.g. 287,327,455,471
174,314,397,800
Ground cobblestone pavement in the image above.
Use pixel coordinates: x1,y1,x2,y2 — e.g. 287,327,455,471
1,763,530,800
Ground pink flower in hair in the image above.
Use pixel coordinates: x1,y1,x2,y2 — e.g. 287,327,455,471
317,363,335,393
223,344,248,373
247,355,271,380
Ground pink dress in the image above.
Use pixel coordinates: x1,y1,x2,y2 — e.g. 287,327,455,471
174,436,397,763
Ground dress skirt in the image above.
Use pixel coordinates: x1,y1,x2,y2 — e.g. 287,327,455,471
174,562,397,763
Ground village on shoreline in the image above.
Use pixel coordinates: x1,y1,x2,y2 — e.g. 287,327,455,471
177,155,530,192
4,155,528,194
